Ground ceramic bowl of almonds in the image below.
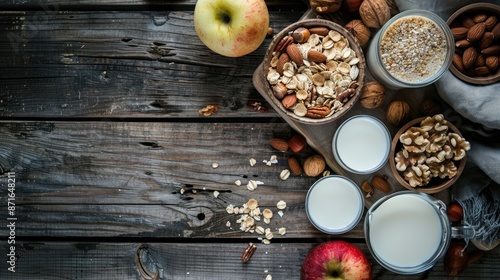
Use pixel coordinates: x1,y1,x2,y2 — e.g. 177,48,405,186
447,2,500,85
389,114,470,194
263,19,365,124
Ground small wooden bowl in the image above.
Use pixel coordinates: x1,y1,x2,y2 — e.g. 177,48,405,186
261,19,365,125
389,117,467,194
447,3,500,85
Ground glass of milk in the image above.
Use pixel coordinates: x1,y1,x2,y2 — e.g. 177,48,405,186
364,191,475,274
305,175,364,234
332,115,391,174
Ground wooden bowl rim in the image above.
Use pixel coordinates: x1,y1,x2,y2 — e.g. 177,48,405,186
389,117,467,194
262,18,366,125
446,2,500,85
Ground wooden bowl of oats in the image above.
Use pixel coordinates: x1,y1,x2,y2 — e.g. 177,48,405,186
262,19,366,125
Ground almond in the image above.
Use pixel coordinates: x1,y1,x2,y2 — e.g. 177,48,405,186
371,176,391,192
281,93,297,109
492,23,500,39
307,50,327,63
276,53,290,75
286,44,303,66
475,54,485,67
481,45,500,56
485,15,498,31
288,134,307,153
467,22,485,43
472,13,487,23
478,32,494,50
455,39,472,49
269,138,289,152
485,55,499,71
453,53,465,73
451,27,469,40
475,66,490,76
287,157,303,176
462,47,478,69
460,16,475,28
308,27,329,36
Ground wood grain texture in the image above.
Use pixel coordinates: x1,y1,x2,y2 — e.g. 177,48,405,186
1,242,499,279
0,121,366,238
0,9,303,118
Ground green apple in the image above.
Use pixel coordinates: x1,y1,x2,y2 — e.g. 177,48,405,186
194,0,269,57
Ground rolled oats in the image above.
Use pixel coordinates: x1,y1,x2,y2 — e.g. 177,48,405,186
267,26,361,119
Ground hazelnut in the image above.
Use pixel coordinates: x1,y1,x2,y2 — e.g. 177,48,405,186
386,100,410,126
360,82,385,109
344,19,371,46
303,155,326,177
288,134,307,153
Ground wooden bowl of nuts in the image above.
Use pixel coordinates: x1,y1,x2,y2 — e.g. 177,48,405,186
389,115,470,194
262,19,365,124
447,3,500,85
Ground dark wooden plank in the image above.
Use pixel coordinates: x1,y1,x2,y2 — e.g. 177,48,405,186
1,242,499,279
0,0,307,10
0,10,304,118
0,121,369,238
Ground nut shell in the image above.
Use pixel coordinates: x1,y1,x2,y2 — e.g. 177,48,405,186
360,82,385,109
359,0,391,28
386,100,410,126
344,19,371,46
303,155,326,177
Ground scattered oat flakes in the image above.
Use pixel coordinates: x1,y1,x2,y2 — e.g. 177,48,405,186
280,169,290,180
255,226,265,235
212,162,219,169
262,239,271,245
247,180,258,191
180,188,185,194
265,228,273,240
263,217,271,224
235,180,242,186
266,274,272,280
278,210,284,217
226,204,234,214
192,189,197,194
249,158,257,166
323,170,331,176
276,200,287,209
278,227,286,235
198,104,218,116
213,190,220,198
262,209,273,219
226,221,231,227
270,155,278,164
247,198,259,210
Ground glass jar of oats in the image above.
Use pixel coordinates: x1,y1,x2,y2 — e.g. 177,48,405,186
367,10,454,89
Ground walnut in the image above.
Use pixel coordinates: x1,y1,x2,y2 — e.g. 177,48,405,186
404,164,432,187
399,127,430,153
429,160,458,179
386,100,411,127
309,0,342,13
448,133,471,161
359,0,391,28
420,114,448,134
360,81,385,108
394,149,426,171
395,114,470,187
345,20,371,47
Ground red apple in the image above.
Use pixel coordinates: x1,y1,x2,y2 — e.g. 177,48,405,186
301,240,372,280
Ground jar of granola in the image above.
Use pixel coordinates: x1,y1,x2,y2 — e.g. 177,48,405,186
367,10,454,89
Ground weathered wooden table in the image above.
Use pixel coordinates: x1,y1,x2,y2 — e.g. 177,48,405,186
0,1,498,279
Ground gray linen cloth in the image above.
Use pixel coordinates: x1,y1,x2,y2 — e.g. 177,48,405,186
395,0,499,247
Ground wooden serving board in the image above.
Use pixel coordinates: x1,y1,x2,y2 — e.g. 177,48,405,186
253,9,451,208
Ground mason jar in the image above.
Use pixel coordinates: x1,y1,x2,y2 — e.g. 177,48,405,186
367,10,454,89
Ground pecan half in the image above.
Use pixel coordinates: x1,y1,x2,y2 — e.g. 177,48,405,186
274,35,294,55
241,242,257,263
305,105,330,118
